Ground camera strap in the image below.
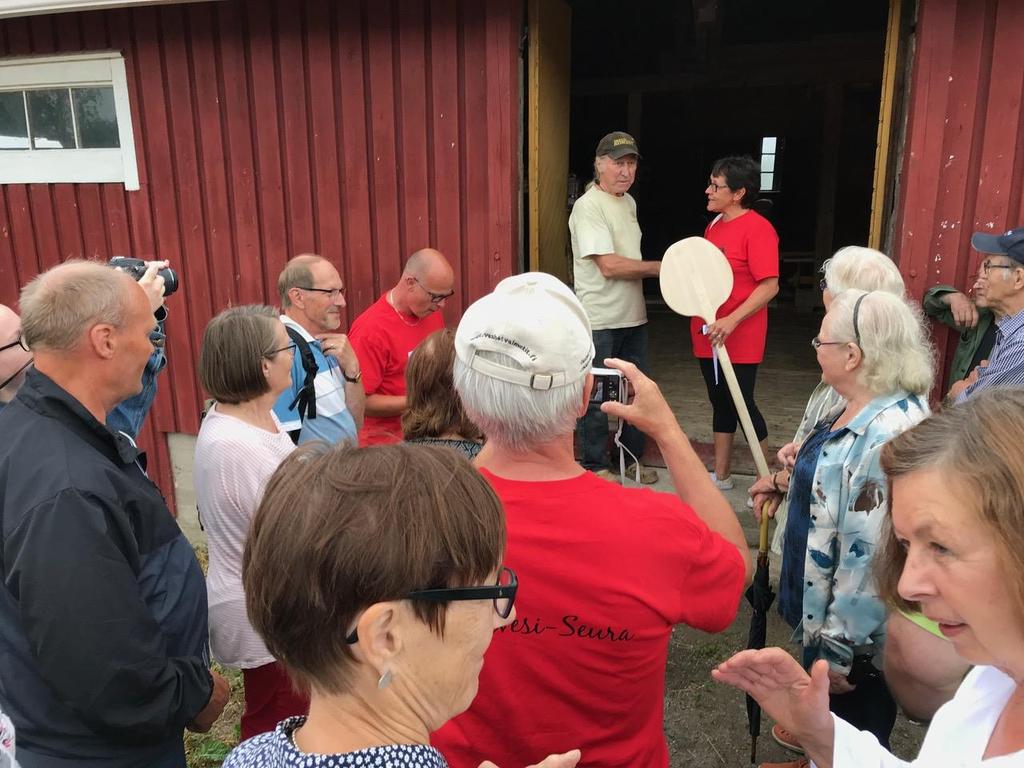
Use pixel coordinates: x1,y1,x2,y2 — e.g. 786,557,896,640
613,417,641,484
286,326,319,444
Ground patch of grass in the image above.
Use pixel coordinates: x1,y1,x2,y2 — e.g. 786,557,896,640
184,544,244,767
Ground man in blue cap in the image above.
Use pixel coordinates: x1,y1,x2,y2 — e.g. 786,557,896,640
955,226,1024,402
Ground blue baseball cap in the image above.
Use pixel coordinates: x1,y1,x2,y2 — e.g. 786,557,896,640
971,227,1024,265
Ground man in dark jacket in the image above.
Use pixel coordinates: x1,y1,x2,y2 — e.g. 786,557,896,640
0,261,229,767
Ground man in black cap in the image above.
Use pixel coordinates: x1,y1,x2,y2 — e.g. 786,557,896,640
955,226,1024,403
569,131,661,483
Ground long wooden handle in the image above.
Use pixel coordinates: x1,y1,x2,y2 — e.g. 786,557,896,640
713,344,773,553
714,344,770,477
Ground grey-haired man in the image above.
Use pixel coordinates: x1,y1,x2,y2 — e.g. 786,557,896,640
569,131,661,482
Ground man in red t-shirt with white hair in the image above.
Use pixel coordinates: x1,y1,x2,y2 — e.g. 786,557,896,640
432,272,752,768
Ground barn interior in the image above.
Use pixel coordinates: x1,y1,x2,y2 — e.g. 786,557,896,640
536,0,895,463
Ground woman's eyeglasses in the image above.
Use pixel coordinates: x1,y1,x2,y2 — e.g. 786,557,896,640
265,342,296,358
810,337,850,349
345,566,518,644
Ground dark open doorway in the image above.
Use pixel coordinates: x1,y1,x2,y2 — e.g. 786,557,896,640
557,0,893,456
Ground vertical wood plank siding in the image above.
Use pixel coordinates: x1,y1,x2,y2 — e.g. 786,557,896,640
894,0,1024,389
0,0,522,500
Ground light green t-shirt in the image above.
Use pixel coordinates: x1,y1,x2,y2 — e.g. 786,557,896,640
569,186,647,331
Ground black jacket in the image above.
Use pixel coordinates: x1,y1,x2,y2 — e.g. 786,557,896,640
0,369,212,767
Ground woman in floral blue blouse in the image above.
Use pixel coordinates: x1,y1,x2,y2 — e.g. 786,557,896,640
753,290,932,763
222,442,580,768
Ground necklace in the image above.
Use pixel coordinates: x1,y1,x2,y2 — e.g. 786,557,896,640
387,289,422,327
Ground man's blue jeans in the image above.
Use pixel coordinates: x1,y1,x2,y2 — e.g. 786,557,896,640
577,323,649,471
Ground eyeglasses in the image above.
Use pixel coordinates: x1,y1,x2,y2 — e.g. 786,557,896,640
979,260,1018,277
707,180,730,192
345,566,518,644
265,342,296,357
413,276,455,304
810,337,851,349
0,335,29,354
298,286,346,300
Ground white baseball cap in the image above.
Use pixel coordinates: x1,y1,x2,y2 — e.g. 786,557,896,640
455,272,594,390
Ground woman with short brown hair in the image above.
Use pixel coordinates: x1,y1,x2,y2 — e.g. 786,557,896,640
193,305,305,739
227,442,579,768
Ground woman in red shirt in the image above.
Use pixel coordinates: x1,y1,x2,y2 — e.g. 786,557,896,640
692,156,779,489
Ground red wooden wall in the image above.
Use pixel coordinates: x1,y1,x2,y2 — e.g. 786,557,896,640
894,0,1024,389
0,0,523,503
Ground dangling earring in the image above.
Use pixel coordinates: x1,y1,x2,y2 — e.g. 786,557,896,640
377,669,393,690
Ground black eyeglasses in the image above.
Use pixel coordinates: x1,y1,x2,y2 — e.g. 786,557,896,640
298,286,345,299
345,566,518,644
265,342,296,357
413,276,455,304
0,335,29,354
707,180,730,192
979,260,1017,277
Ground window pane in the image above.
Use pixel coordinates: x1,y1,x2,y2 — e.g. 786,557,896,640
761,172,774,191
761,136,777,154
27,88,75,149
761,154,776,172
73,87,119,148
0,91,29,149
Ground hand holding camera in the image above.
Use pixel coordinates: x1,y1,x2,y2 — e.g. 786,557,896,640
597,358,680,445
109,256,179,315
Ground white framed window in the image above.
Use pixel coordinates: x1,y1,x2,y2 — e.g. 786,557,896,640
760,136,779,193
0,52,139,189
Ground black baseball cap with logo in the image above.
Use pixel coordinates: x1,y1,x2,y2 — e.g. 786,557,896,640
972,226,1024,265
595,131,641,160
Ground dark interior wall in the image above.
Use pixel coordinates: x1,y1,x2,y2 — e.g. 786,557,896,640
567,0,888,266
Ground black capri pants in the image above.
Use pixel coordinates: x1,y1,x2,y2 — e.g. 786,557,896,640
697,357,768,440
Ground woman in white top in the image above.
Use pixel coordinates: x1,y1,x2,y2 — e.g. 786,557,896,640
713,388,1024,767
194,305,305,739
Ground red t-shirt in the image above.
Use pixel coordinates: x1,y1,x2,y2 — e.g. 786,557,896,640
432,470,746,768
689,210,779,364
349,293,444,445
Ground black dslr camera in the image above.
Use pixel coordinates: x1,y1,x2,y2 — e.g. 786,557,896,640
109,256,179,297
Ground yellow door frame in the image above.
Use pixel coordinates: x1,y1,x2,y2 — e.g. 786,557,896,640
868,0,906,251
526,0,572,282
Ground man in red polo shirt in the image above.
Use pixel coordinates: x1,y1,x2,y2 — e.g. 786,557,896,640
349,248,454,445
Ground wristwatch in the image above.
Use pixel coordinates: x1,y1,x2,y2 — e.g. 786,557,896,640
342,369,362,384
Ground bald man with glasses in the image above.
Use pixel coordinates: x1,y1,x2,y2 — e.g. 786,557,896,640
349,248,453,445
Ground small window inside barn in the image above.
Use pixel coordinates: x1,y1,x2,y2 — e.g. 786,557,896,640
0,53,139,189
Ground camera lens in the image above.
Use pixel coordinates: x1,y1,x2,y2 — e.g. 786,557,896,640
160,268,179,297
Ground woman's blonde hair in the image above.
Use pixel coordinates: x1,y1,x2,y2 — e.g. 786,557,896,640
876,389,1024,627
826,289,934,396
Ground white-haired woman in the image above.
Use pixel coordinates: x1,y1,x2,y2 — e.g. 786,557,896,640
749,246,905,546
715,389,1024,767
761,290,932,760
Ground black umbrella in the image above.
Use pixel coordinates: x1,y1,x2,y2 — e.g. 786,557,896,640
744,510,776,766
